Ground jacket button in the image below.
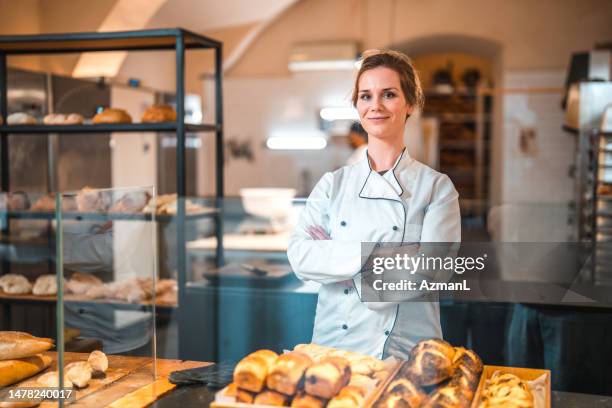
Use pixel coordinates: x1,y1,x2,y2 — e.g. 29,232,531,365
385,330,390,336
344,289,349,295
340,221,347,227
342,324,348,330
392,226,398,231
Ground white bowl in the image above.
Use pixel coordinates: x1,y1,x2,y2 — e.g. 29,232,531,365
240,188,297,221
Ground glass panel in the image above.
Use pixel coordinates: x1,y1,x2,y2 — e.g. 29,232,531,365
56,186,158,406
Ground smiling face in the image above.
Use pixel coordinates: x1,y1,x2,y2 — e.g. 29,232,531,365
356,66,413,142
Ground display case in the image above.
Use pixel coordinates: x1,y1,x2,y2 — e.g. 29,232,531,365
0,28,225,364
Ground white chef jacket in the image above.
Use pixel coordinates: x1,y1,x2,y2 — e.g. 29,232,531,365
287,148,460,360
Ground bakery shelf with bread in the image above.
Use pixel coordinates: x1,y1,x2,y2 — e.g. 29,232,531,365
213,344,400,408
0,272,179,309
3,190,218,222
0,26,225,370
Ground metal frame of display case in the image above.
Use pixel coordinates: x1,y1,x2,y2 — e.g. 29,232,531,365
0,28,224,358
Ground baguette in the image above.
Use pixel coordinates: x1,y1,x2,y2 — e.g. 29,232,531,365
0,332,53,360
304,356,351,399
233,349,279,392
266,352,313,396
0,354,52,387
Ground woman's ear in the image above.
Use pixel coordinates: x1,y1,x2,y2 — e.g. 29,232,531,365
405,104,415,119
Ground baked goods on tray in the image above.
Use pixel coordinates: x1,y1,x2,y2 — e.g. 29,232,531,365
141,104,177,123
304,357,351,399
0,332,53,360
32,275,57,296
0,274,32,295
478,371,534,408
234,349,279,393
405,338,456,386
7,113,37,125
267,351,313,395
93,108,132,124
43,113,84,125
372,339,484,408
0,354,52,387
218,344,393,407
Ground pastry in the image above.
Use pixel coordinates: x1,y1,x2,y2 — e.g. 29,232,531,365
236,388,256,403
65,272,103,296
4,192,30,211
76,187,111,213
253,390,290,406
234,349,279,393
452,347,483,375
378,378,425,408
267,351,313,395
141,104,176,123
88,350,108,374
406,338,456,386
30,194,76,212
156,279,177,295
421,385,472,408
291,392,327,408
36,371,73,388
32,275,57,296
304,356,351,399
0,332,53,360
0,274,32,295
65,361,92,388
327,385,367,408
0,354,52,387
43,113,84,125
109,191,150,213
93,108,132,124
478,372,534,408
7,113,36,125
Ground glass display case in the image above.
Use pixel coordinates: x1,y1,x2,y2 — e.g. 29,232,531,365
0,188,161,405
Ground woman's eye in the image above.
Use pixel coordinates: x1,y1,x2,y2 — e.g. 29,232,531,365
384,91,396,99
359,94,370,101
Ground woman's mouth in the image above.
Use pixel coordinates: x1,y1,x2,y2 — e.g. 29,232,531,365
368,116,389,122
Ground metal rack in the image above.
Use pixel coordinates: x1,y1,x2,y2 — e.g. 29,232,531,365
591,130,612,283
0,28,225,358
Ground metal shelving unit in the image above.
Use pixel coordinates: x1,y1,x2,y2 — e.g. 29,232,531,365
0,28,225,359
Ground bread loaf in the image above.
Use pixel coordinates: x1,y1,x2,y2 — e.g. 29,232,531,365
32,275,57,296
88,350,108,374
7,113,36,125
291,392,327,408
236,388,256,404
266,352,313,396
376,378,425,408
478,372,534,408
253,390,289,406
0,354,52,387
93,108,132,124
406,338,456,386
304,356,351,399
36,371,73,388
43,113,83,125
0,274,32,295
0,332,53,360
65,361,92,388
141,105,176,123
233,349,279,393
420,384,472,408
327,385,366,408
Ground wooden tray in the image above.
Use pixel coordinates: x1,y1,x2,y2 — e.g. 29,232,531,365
211,360,403,408
471,365,551,408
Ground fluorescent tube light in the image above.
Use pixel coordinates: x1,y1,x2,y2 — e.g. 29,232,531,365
320,107,359,121
266,134,327,150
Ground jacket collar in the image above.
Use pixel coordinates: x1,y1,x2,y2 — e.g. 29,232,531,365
358,147,412,202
